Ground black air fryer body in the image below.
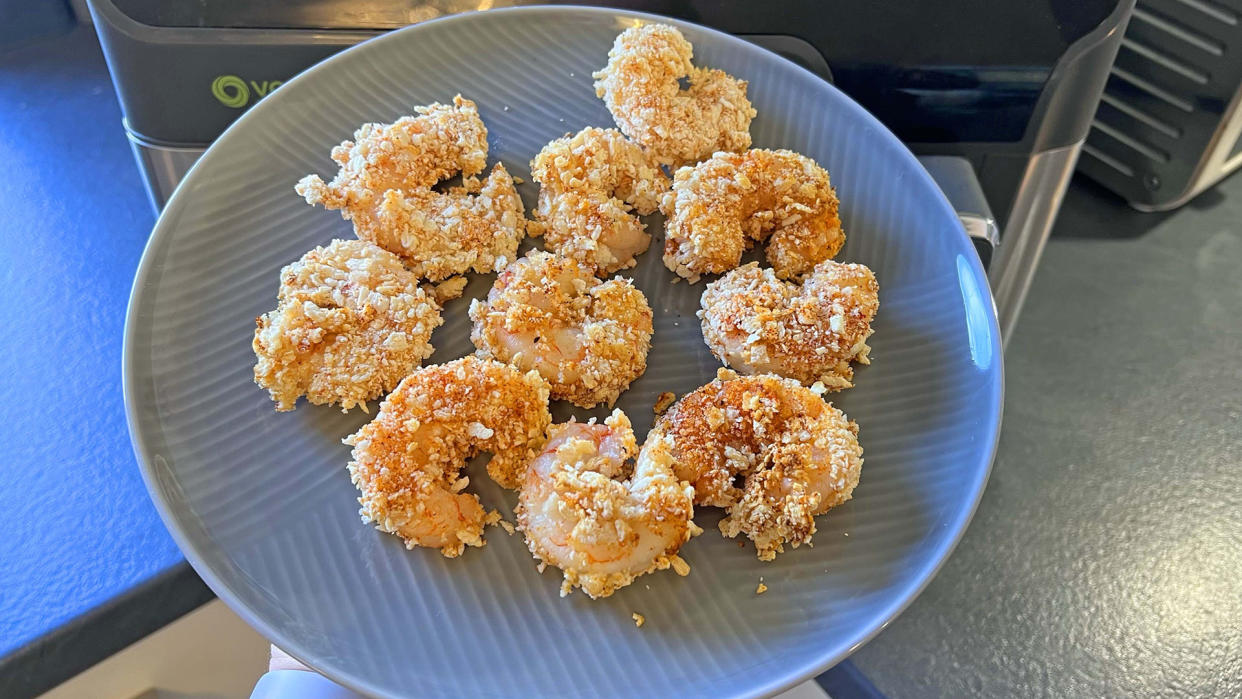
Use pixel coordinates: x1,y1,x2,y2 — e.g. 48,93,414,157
88,0,1133,338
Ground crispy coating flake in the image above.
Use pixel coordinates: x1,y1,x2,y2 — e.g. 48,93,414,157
516,410,698,598
661,149,844,282
651,369,863,560
593,24,755,165
295,95,528,281
252,239,442,412
531,127,669,275
469,251,653,408
345,356,552,557
700,260,879,389
422,276,469,306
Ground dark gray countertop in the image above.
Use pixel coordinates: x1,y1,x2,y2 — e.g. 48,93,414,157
851,174,1242,696
4,20,1240,699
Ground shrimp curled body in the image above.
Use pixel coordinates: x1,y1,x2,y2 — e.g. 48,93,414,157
662,149,844,282
345,356,551,557
700,260,879,390
252,239,442,411
470,251,653,408
593,24,756,165
531,127,668,275
651,369,863,560
296,95,527,281
517,410,698,598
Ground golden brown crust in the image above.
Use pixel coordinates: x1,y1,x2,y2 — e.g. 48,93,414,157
345,356,551,557
651,369,863,560
531,127,667,214
515,411,698,598
592,24,755,165
469,251,653,408
295,95,528,281
296,95,488,206
530,127,668,275
534,189,649,276
252,239,442,411
699,260,879,389
661,149,843,282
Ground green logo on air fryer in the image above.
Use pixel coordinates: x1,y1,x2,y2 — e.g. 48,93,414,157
211,75,284,109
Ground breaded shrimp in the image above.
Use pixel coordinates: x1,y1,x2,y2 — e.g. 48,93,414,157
295,95,527,281
516,410,698,598
252,239,442,412
651,369,863,560
530,127,669,275
661,149,844,282
295,95,488,205
469,251,653,408
345,356,552,557
593,24,755,165
699,260,879,390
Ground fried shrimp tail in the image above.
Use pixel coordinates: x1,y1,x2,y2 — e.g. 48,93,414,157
345,357,551,557
295,95,528,281
470,251,653,408
516,410,698,598
593,23,755,165
700,260,879,389
530,127,669,275
661,149,844,282
252,239,442,411
651,369,863,560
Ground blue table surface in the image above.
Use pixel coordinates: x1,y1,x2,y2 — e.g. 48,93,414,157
0,27,184,660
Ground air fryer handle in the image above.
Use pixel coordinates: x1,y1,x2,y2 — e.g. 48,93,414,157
917,155,998,269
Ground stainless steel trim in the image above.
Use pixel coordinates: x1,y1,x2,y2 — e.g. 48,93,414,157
989,141,1083,344
125,129,205,214
960,212,1000,269
916,155,999,269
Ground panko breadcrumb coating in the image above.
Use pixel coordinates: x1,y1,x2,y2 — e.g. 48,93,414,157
469,251,654,408
700,260,879,390
361,165,527,280
651,369,863,560
532,128,667,213
516,410,698,598
531,127,668,275
661,149,844,282
252,239,442,412
296,95,488,205
345,356,552,557
593,24,755,165
295,95,528,281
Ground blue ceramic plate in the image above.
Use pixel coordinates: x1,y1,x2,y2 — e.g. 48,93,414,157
124,7,1002,697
